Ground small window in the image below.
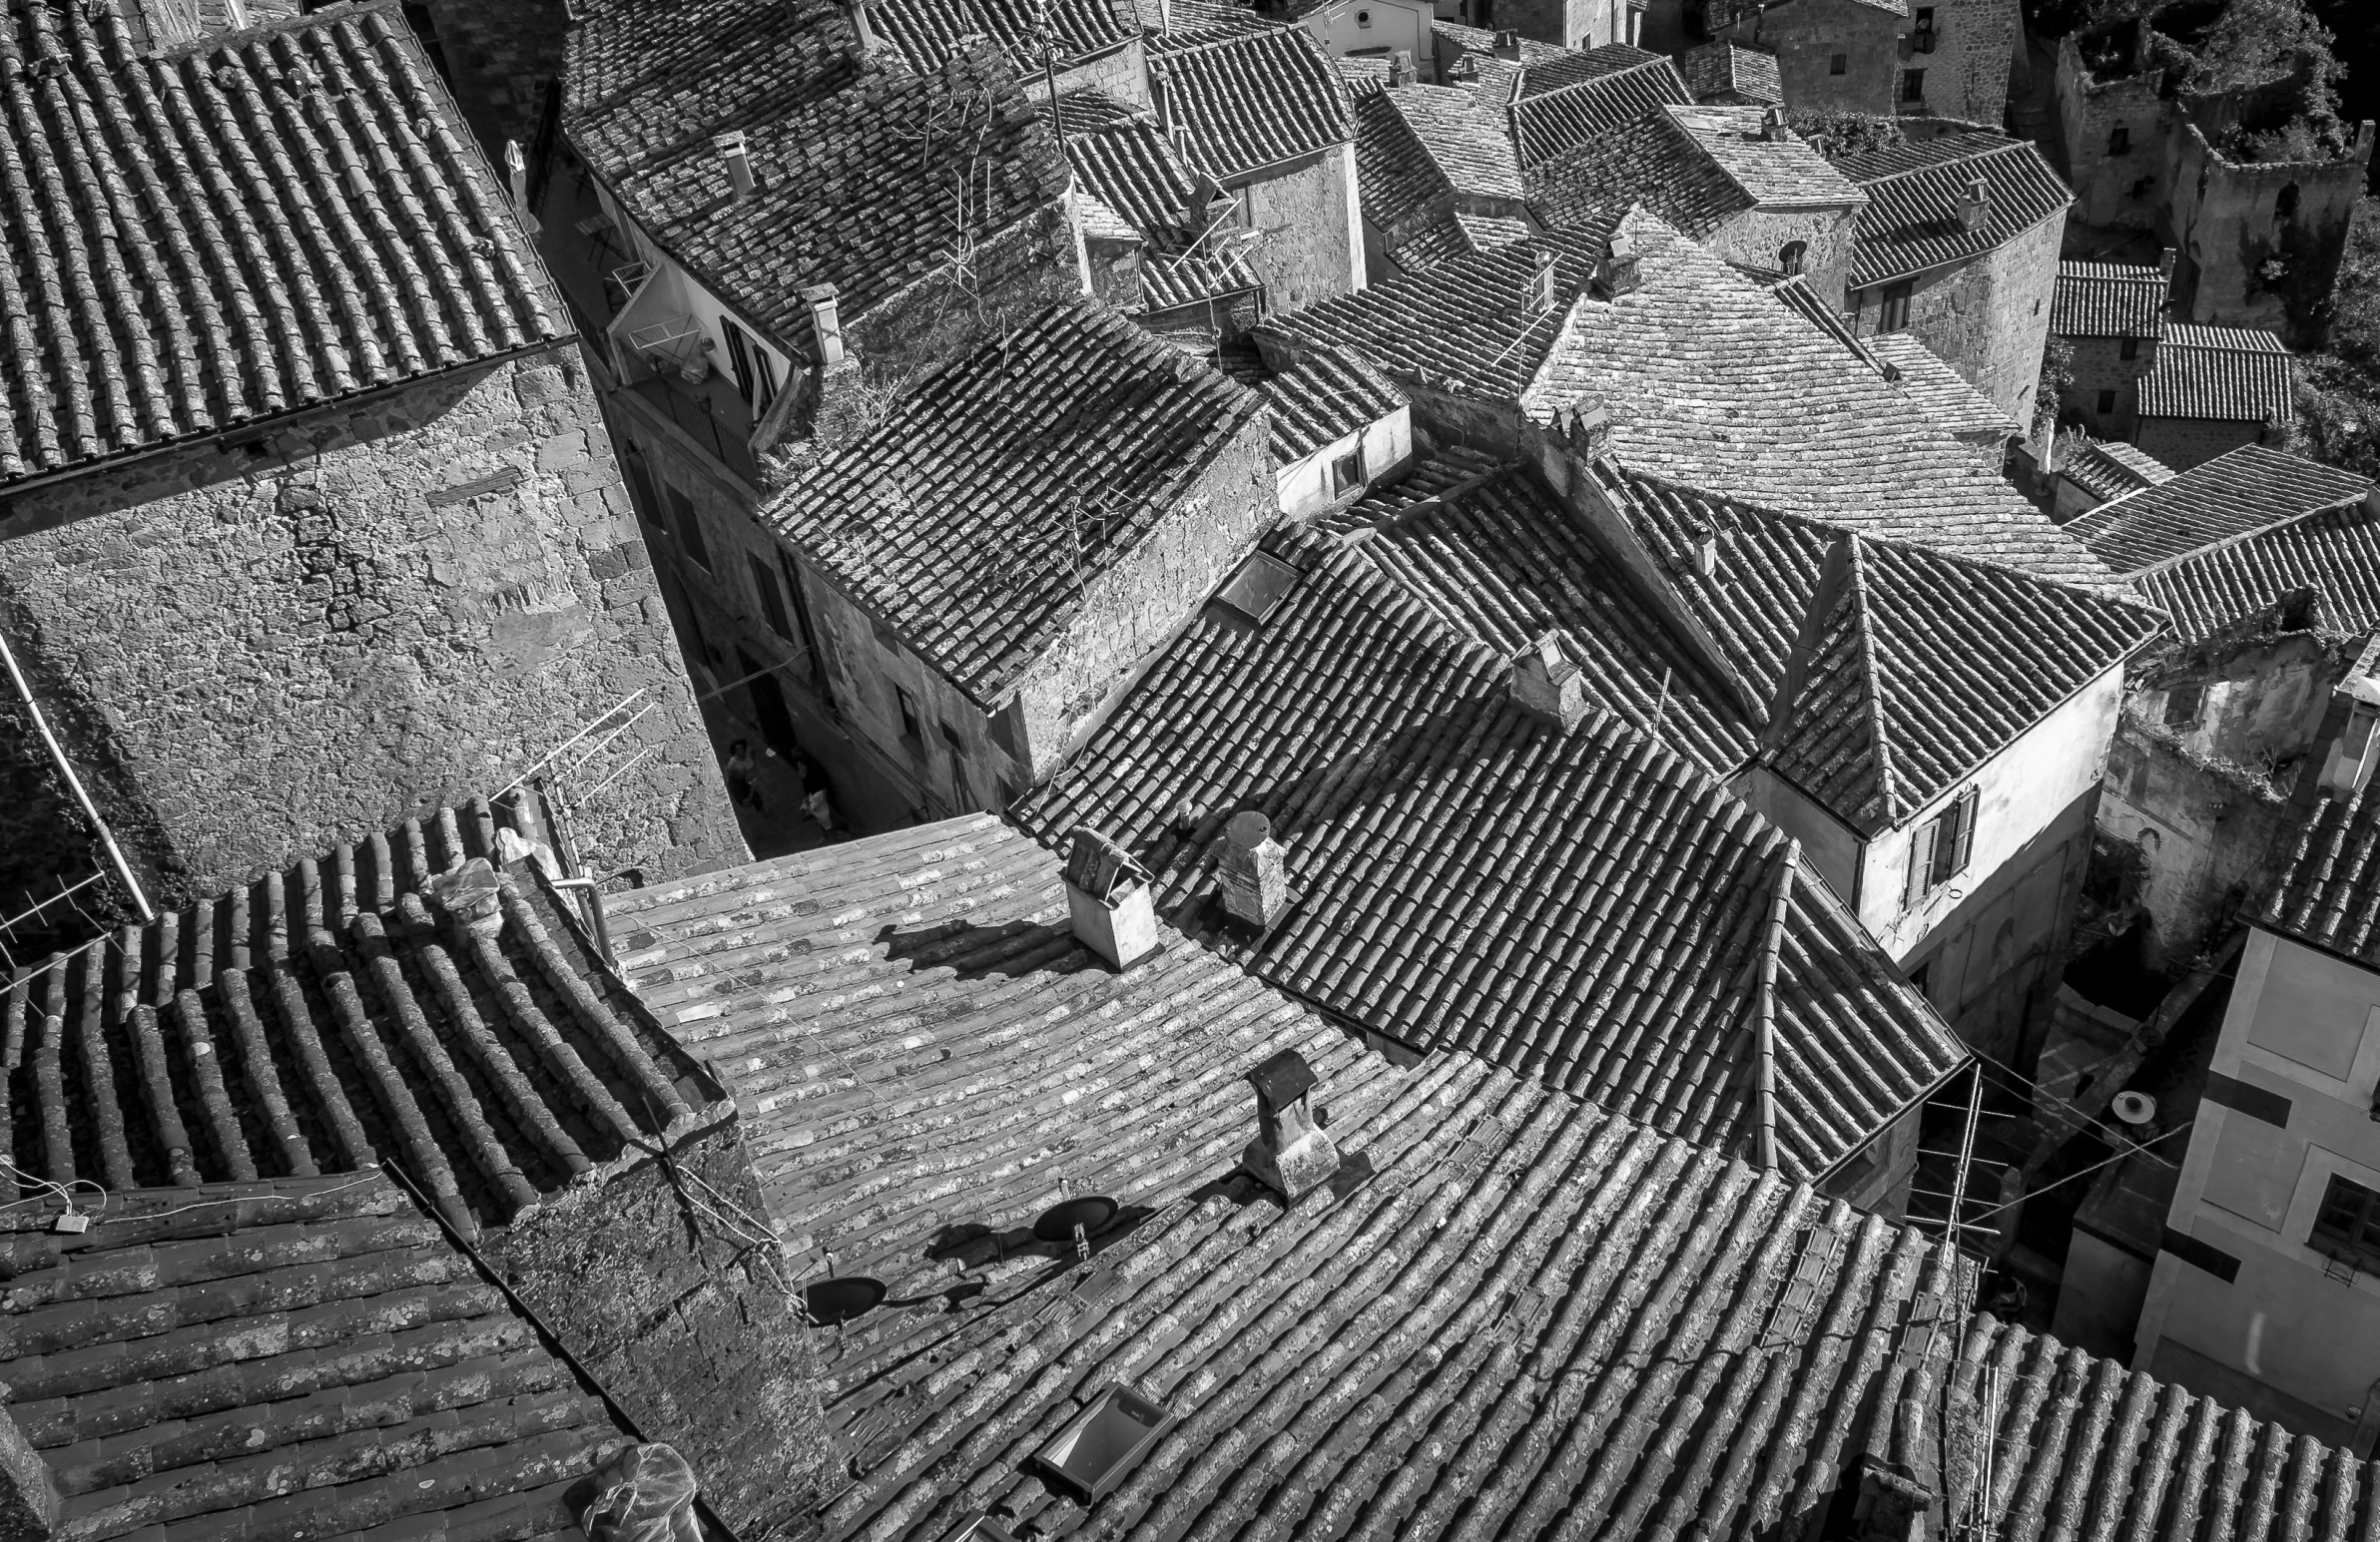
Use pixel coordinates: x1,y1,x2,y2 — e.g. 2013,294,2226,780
2095,388,2116,414
2120,335,2140,361
2164,680,2205,728
1356,6,1372,22
2107,126,2129,156
1330,446,1365,497
1903,785,1979,909
2129,176,2151,198
749,554,794,642
1914,5,1934,23
721,319,759,411
665,485,711,569
1778,241,1807,275
2277,183,2301,222
894,685,923,745
2313,1174,2380,1273
1901,68,1925,102
939,720,967,758
1907,957,1933,1002
1879,280,1913,331
1829,51,1847,75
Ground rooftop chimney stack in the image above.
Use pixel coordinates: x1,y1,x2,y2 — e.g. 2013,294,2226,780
1062,828,1160,970
1548,399,1612,465
1688,520,1719,579
1389,48,1415,87
1491,28,1522,60
713,131,756,201
1759,104,1786,142
1216,810,1294,929
1961,174,1990,232
801,283,845,367
1511,635,1588,733
847,0,881,51
1527,246,1561,312
1243,1048,1342,1203
1596,230,1641,297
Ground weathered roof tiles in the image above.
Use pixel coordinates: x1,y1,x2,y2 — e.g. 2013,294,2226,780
1837,132,2075,288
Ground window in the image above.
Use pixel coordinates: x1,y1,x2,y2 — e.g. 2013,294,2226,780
1355,6,1372,23
2164,679,2205,728
664,485,711,569
2120,335,2140,361
1829,51,1847,74
1901,68,1925,102
1778,241,1807,275
2107,126,2129,156
894,685,923,746
749,554,793,642
2095,388,2116,415
1330,446,1365,497
1914,5,1934,23
2129,176,2152,198
1906,957,1933,1002
1903,784,1979,908
2277,183,2301,223
1879,280,1913,331
721,320,758,409
2313,1174,2380,1273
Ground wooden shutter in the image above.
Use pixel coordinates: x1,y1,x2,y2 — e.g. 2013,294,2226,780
1904,819,1938,909
1950,785,1980,877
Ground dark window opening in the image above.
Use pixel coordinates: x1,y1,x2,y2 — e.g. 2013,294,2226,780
1778,240,1807,275
2276,183,2301,222
1330,446,1365,497
2120,335,2140,360
1906,957,1933,1002
2108,126,2129,156
1914,5,1934,23
2129,176,2152,198
940,721,967,758
2164,680,2205,727
749,554,793,642
2095,388,2116,415
2314,1174,2380,1273
665,485,711,570
894,685,924,747
721,320,759,411
777,550,831,708
1901,68,1925,102
1879,281,1913,331
1829,52,1847,74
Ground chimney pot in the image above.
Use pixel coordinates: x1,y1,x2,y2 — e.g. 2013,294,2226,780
846,0,880,51
1491,28,1522,60
1961,174,1991,232
800,282,845,367
1216,810,1294,929
1596,231,1641,297
1389,48,1415,87
713,131,756,201
1243,1048,1342,1202
1759,104,1786,142
1549,400,1612,464
1689,523,1719,578
1510,634,1589,733
1062,828,1160,970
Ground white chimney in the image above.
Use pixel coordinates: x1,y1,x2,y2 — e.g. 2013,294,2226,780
1215,810,1294,929
1243,1048,1342,1202
1511,635,1588,733
714,131,756,201
1389,49,1415,87
1961,174,1991,232
1062,828,1159,970
800,282,845,366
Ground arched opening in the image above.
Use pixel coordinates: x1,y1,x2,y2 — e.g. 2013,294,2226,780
2277,182,2301,223
1778,240,1807,275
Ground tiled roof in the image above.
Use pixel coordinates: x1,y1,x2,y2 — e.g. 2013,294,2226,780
1505,55,1695,167
1528,105,1859,241
1352,88,1451,233
1600,465,2161,831
1061,91,1198,239
609,817,1367,1298
765,303,1266,706
1838,133,2075,288
1434,26,1664,102
1149,25,1353,180
2266,780,2380,967
2065,444,2371,575
2138,325,2296,424
1678,38,1784,103
2059,436,2174,505
1868,331,2023,441
0,1174,639,1542
818,1054,2362,1542
1138,0,1277,41
875,0,1136,72
1380,83,1524,199
1270,214,2117,589
1767,272,1887,371
1677,105,1865,208
2137,496,2380,644
2052,258,2168,338
1258,345,1407,463
0,0,564,487
1137,245,1266,310
1458,210,1535,249
1382,212,1481,272
1,798,714,1232
565,2,1069,346
1015,523,1969,1175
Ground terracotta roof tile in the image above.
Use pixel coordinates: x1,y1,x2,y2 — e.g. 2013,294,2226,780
1377,82,1523,200
2066,443,2370,575
2052,259,2168,338
1257,345,1406,462
0,0,563,487
1014,523,1968,1174
2137,325,2296,424
2060,436,2174,505
1867,332,2022,441
1678,39,1784,103
875,0,1137,72
1137,245,1266,310
2,799,714,1231
1148,25,1353,180
0,1175,635,1542
1061,91,1198,239
1838,133,2074,288
1529,105,1859,238
1458,210,1534,249
765,303,1268,706
1505,55,1695,167
2137,496,2380,644
2266,772,2380,965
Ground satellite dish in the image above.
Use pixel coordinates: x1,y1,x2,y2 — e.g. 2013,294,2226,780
2111,1091,2157,1127
804,1275,888,1325
1032,1196,1118,1245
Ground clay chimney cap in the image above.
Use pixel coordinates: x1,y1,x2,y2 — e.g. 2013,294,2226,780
1249,1047,1318,1107
1226,809,1273,849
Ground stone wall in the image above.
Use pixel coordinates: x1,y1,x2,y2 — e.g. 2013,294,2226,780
2135,413,2273,472
2054,38,2167,230
0,347,744,916
1241,144,1366,311
1708,205,1862,310
485,1105,834,1541
2064,332,2157,440
2098,724,2290,970
1853,211,2063,423
1915,0,2016,128
2168,121,2373,337
1711,0,1901,117
415,0,566,165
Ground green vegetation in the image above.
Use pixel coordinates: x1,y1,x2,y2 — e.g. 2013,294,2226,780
2292,199,2380,475
1784,109,1903,162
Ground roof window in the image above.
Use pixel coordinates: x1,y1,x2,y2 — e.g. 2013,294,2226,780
1214,550,1301,624
1026,1385,1172,1502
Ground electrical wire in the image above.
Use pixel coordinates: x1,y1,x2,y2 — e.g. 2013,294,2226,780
1961,1122,2192,1226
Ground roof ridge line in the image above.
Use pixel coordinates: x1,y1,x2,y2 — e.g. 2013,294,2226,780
1751,835,1797,1172
1843,535,1900,819
2122,491,2373,580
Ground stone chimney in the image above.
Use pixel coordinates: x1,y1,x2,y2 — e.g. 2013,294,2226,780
1759,103,1786,142
1215,810,1294,929
801,283,844,366
2158,246,2176,279
1450,52,1479,82
1546,399,1612,466
1491,28,1522,60
1389,49,1415,87
1595,230,1641,298
425,856,505,939
1062,828,1159,970
1242,1048,1342,1202
1510,634,1588,733
713,131,757,202
1527,246,1561,312
1682,519,1719,579
0,1396,59,1542
1961,174,1991,232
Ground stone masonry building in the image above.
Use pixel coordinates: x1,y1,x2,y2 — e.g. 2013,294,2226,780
0,0,739,952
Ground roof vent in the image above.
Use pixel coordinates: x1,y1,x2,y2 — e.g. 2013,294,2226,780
801,282,845,366
1491,28,1523,60
1527,247,1561,312
1216,809,1294,929
1596,231,1641,298
1759,103,1786,142
713,130,757,201
1961,174,1991,232
1244,1047,1343,1201
1025,1386,1172,1503
1033,1195,1119,1261
1510,634,1588,733
1063,828,1160,970
1685,520,1719,579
